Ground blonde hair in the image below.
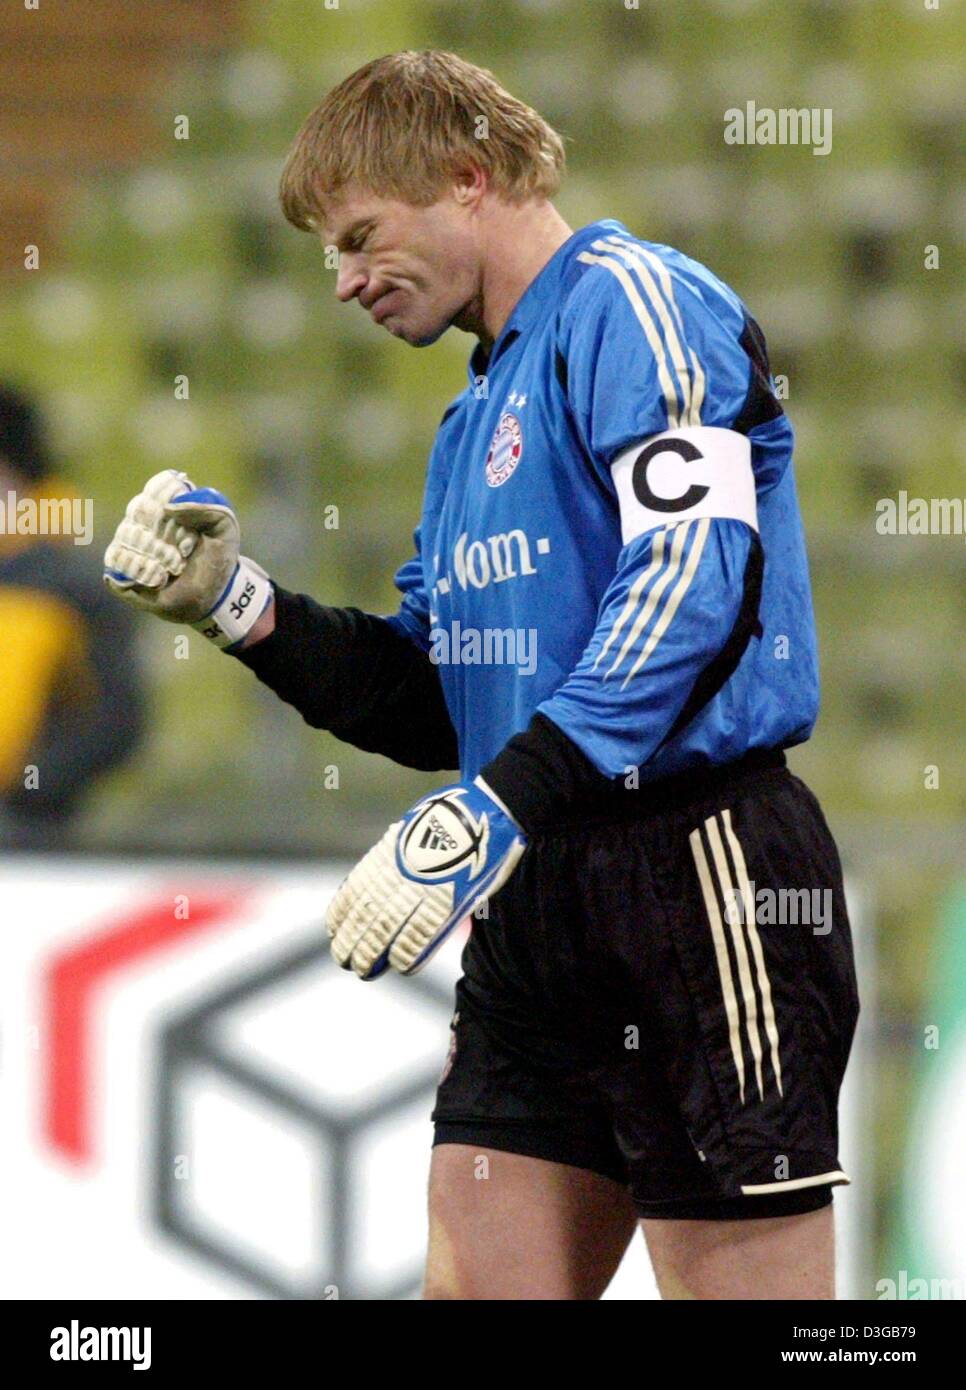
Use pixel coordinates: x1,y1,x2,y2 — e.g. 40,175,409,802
279,50,566,232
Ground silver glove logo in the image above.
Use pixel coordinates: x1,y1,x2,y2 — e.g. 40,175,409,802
400,795,488,878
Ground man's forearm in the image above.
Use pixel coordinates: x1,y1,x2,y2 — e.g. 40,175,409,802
232,584,460,772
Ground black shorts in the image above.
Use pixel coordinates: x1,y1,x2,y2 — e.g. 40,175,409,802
432,750,860,1221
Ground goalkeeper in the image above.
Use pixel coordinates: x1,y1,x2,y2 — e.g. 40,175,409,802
104,51,859,1301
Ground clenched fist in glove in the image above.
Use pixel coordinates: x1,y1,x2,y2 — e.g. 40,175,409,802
103,469,272,649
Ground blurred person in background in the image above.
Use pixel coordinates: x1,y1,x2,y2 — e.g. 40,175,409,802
0,385,145,849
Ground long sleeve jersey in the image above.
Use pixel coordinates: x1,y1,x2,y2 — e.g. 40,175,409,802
388,220,816,782
238,219,819,834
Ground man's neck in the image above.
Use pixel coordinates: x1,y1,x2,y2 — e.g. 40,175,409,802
470,201,574,353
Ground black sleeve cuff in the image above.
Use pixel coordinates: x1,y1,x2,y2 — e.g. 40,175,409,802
479,712,622,836
233,584,460,773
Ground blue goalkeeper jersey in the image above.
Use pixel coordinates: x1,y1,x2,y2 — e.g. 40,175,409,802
385,219,819,783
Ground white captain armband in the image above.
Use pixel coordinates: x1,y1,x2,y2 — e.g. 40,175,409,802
610,426,758,546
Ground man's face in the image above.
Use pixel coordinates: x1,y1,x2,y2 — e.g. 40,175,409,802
324,187,481,346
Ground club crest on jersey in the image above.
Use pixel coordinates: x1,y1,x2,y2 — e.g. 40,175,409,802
399,794,489,879
484,412,523,488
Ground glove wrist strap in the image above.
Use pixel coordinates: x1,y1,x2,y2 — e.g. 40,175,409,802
191,558,272,650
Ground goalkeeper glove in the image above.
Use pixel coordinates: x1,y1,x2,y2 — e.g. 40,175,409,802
326,777,527,979
103,469,271,649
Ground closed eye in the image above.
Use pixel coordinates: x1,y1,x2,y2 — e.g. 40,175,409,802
344,223,374,254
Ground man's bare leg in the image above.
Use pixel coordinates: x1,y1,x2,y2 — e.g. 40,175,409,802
642,1204,836,1300
424,1144,638,1300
